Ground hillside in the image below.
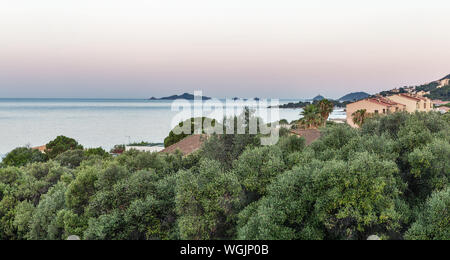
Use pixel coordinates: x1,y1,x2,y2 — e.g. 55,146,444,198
426,85,450,101
415,74,450,101
339,92,370,102
312,95,325,101
441,74,450,80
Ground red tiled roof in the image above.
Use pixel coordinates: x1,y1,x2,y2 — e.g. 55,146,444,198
398,93,422,101
367,98,399,107
160,134,205,156
433,100,449,105
379,97,404,106
289,129,321,146
31,145,46,153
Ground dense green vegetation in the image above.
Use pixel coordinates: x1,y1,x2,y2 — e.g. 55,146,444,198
426,85,450,101
2,147,48,167
0,111,449,240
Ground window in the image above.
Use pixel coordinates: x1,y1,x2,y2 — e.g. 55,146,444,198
424,103,426,109
374,110,379,114
395,107,399,111
383,109,386,114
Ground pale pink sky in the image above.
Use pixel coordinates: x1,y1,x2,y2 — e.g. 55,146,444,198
0,0,449,99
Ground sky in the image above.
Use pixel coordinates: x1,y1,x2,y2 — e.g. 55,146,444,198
0,0,449,99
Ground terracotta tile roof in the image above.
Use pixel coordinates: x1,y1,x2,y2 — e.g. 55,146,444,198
367,97,401,107
438,107,450,113
289,129,321,146
160,134,205,156
398,93,422,101
433,100,449,105
31,145,46,153
379,97,404,106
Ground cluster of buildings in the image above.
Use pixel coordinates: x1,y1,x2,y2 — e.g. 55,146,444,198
346,93,434,127
390,86,427,95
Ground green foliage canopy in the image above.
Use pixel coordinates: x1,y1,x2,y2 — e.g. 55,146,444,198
0,111,449,240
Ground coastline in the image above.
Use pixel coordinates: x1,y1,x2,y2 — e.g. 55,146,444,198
0,98,346,156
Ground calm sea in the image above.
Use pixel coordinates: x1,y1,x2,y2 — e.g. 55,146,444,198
0,98,345,158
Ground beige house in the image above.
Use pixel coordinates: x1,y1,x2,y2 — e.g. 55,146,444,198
346,97,406,127
415,90,430,96
386,94,433,113
438,78,449,88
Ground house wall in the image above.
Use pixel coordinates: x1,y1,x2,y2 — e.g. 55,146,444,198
388,103,406,113
387,95,433,113
438,79,449,88
346,100,387,127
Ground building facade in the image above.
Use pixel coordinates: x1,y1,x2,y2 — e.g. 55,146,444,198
346,97,406,127
386,94,433,113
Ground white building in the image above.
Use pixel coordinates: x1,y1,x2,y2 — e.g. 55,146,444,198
125,145,165,153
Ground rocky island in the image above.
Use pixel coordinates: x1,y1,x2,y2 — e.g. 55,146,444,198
149,93,211,100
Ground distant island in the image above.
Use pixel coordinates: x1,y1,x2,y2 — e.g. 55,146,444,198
270,101,312,109
149,94,263,101
338,92,370,102
232,97,260,101
149,93,211,100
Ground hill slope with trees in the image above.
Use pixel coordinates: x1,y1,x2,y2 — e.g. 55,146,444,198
416,74,450,101
339,92,370,102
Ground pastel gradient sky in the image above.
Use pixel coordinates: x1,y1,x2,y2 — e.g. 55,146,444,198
1,0,449,99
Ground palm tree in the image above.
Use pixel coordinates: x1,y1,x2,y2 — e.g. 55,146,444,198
300,104,321,129
352,109,368,127
318,99,334,126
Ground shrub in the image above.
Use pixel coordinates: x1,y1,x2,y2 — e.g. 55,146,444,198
55,150,85,168
405,187,450,240
176,159,242,239
2,147,47,167
45,136,83,159
238,153,405,240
